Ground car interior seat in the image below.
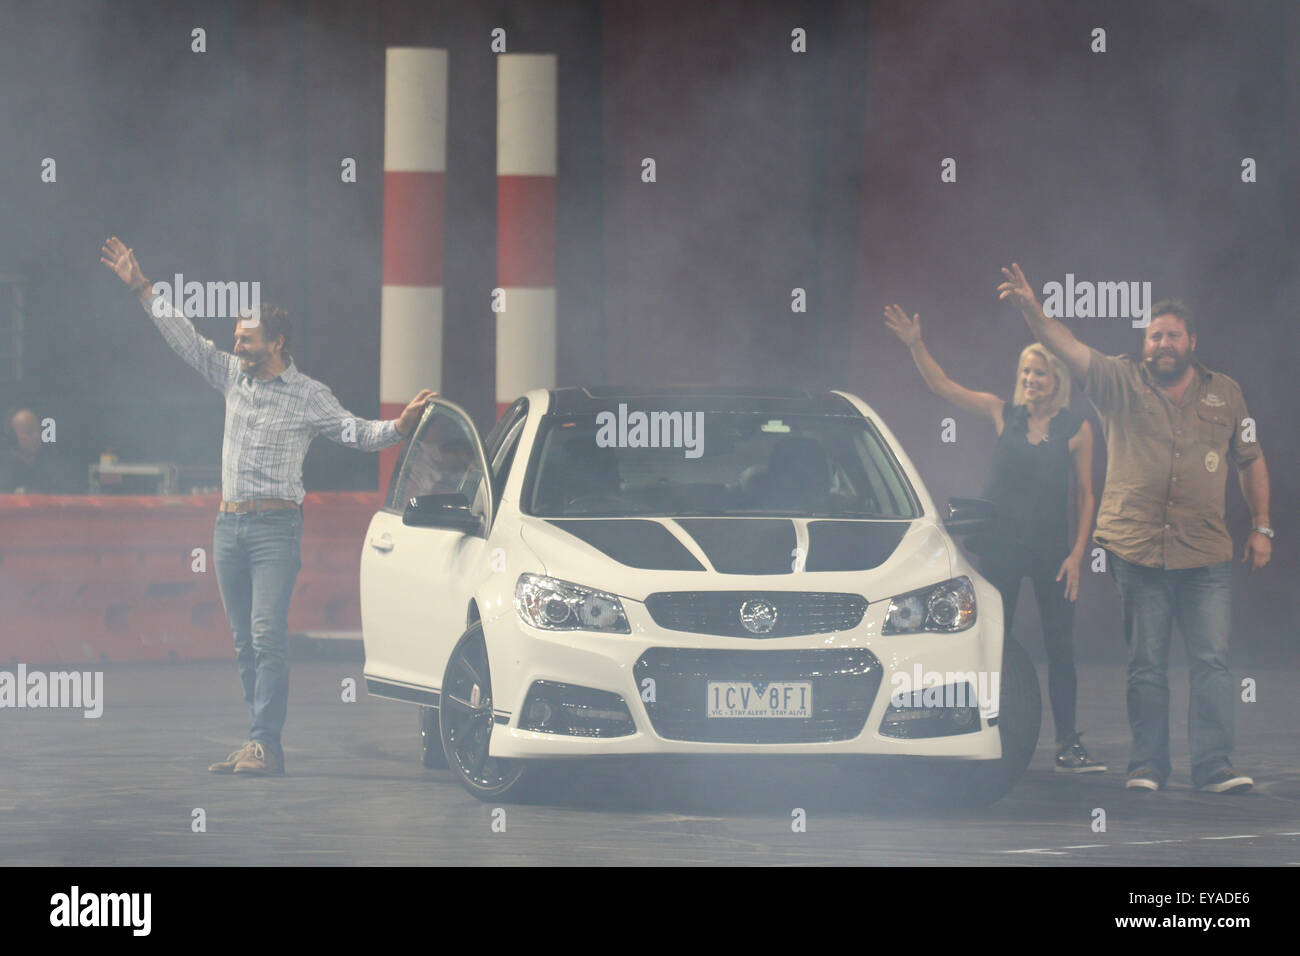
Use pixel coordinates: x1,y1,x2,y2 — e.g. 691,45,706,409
750,435,831,513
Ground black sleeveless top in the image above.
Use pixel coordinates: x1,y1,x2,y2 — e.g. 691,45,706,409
978,401,1083,562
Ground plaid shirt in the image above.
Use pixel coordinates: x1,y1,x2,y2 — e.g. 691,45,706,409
143,292,404,504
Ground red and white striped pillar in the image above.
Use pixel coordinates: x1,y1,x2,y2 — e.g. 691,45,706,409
379,47,447,492
496,53,557,418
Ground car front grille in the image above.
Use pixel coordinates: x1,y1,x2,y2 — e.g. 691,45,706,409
643,591,868,638
634,647,881,743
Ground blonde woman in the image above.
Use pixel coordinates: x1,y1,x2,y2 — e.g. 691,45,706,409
884,304,1105,773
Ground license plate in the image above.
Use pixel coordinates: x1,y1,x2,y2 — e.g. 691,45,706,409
706,681,812,718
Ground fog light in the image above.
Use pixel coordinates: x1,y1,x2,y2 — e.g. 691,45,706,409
879,682,981,738
527,700,553,727
520,681,635,737
950,707,975,728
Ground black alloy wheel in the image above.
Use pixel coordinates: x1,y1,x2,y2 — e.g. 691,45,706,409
439,623,530,800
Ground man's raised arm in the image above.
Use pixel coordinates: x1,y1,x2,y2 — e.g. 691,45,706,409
306,385,437,452
100,235,237,392
997,262,1091,381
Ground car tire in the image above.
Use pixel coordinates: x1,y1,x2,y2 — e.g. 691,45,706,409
943,637,1042,807
439,622,536,801
419,705,447,769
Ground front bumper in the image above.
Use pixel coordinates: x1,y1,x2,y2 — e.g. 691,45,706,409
486,597,1004,760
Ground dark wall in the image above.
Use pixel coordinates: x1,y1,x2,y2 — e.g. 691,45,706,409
2,0,1294,657
598,0,867,390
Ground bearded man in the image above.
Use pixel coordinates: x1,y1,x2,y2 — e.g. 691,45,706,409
998,263,1271,794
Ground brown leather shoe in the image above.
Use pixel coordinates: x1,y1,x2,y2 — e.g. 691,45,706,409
209,741,257,774
233,741,285,776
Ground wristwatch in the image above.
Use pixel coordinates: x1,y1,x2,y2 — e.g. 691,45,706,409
1252,526,1274,539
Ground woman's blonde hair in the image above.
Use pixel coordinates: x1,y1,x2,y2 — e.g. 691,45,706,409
1011,342,1070,414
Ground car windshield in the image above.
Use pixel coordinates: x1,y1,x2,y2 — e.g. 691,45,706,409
523,410,920,518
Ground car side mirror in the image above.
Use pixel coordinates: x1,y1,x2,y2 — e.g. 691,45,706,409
944,497,997,535
403,493,483,535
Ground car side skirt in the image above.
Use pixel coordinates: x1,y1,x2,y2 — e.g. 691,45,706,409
364,675,440,707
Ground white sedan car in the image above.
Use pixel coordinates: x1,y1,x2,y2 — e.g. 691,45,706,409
360,388,1041,804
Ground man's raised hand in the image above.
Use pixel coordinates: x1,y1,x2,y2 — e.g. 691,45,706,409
999,260,1092,379
396,389,440,437
100,236,146,289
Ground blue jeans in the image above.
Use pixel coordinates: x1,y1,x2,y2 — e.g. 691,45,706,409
213,508,302,751
1108,553,1235,787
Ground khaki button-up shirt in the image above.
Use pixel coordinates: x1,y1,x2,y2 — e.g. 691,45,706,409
1082,347,1261,569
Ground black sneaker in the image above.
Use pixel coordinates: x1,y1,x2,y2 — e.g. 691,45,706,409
1198,767,1253,793
1055,733,1107,773
1125,767,1162,791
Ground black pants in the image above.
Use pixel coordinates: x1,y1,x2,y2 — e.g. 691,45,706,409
980,550,1077,746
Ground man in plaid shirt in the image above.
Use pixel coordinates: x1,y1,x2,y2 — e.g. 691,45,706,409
102,236,434,776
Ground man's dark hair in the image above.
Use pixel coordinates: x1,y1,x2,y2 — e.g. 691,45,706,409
1146,298,1195,337
257,302,292,357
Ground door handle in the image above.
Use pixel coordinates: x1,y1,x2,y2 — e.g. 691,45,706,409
369,532,394,552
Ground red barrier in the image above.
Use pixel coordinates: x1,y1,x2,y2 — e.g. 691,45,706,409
0,492,382,664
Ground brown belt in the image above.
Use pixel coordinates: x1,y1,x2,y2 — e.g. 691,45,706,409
219,499,299,514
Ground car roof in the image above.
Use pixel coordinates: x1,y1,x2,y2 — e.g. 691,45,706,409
545,386,863,417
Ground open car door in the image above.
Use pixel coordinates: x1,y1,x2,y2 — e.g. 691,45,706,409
360,399,494,702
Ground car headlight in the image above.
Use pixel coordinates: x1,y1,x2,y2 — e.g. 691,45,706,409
881,576,977,633
515,574,630,633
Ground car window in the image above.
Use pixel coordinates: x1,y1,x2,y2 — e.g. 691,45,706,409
522,410,920,519
391,405,489,518
853,425,916,517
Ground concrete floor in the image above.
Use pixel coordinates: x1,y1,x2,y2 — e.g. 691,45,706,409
2,659,1297,866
